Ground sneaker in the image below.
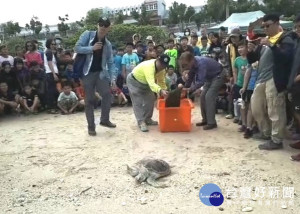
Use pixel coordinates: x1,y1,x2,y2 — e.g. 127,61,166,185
258,140,283,150
145,119,158,126
238,125,246,132
203,124,217,130
139,122,149,132
196,121,207,126
244,128,253,139
225,114,234,119
100,121,116,128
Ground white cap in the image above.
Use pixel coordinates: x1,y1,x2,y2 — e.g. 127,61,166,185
146,35,153,40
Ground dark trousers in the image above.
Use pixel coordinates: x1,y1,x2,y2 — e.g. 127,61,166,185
46,73,58,109
200,71,225,125
82,72,112,130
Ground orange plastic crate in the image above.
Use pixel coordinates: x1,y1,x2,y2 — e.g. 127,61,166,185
157,98,194,132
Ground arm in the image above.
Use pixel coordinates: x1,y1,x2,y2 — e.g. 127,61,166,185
185,69,195,88
121,56,126,78
0,99,18,109
106,43,116,82
241,66,252,92
189,62,207,91
144,69,161,94
74,31,93,54
22,97,31,111
69,100,79,113
233,67,238,85
270,37,294,64
57,102,68,113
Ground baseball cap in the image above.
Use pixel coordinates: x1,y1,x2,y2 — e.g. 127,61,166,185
98,17,111,27
228,25,241,37
146,35,153,40
158,54,170,67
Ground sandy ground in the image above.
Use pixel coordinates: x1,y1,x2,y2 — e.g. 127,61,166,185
0,102,300,214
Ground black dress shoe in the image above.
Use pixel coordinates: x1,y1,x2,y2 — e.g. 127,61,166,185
88,130,96,136
196,121,207,126
100,121,116,128
203,124,217,130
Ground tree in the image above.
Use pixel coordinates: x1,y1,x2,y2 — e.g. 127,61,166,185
114,12,125,25
45,24,50,35
25,16,43,35
85,8,103,26
58,14,70,36
131,4,153,25
184,6,196,24
168,2,196,30
2,21,21,37
193,11,207,31
76,17,85,28
263,0,300,17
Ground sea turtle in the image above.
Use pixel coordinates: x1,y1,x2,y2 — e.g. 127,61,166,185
127,158,171,188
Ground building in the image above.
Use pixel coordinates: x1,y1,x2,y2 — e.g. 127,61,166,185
103,0,168,26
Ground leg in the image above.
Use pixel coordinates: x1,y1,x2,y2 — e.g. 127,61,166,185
46,73,58,110
205,73,225,126
96,78,112,124
251,83,271,138
82,72,98,130
200,82,210,123
144,91,156,122
266,78,286,144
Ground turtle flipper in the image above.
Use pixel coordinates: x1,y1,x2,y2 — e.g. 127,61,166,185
146,177,168,188
127,165,139,177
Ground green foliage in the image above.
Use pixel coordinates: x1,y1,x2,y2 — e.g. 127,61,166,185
193,11,207,30
1,21,21,37
58,15,70,36
25,16,43,36
85,8,103,26
64,24,167,50
114,13,125,25
131,4,153,25
4,37,26,55
168,1,187,25
184,6,196,23
263,0,300,17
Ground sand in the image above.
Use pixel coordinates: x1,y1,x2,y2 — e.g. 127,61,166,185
0,103,299,214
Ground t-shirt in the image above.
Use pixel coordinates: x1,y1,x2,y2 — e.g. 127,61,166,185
164,49,178,68
234,57,248,87
122,53,139,74
256,46,273,84
200,46,209,56
75,87,85,99
136,53,145,64
0,91,15,113
57,91,78,102
25,52,43,68
22,90,38,107
0,55,14,66
114,55,123,75
132,59,161,93
0,71,17,91
248,67,258,90
166,73,177,86
44,49,58,74
89,36,105,73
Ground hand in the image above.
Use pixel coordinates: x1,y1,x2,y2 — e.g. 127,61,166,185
178,84,184,89
160,89,168,98
240,88,246,95
295,74,300,83
53,74,59,82
260,38,270,46
193,88,202,96
93,42,103,51
111,80,117,89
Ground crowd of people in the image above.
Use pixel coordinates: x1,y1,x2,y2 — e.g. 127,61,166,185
1,14,300,160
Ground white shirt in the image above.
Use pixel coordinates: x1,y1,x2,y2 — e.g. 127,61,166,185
0,55,14,66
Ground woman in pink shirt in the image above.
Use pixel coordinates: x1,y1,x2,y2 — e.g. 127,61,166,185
24,40,43,69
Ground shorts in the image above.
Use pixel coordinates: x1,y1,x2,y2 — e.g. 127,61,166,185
232,84,242,100
242,90,253,103
291,82,300,113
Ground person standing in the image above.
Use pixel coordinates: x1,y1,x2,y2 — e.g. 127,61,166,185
126,54,169,132
180,52,225,130
75,17,116,136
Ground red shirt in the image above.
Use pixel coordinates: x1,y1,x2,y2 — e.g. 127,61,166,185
25,52,43,68
75,87,85,99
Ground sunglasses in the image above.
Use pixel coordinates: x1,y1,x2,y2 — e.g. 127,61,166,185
99,23,110,28
27,45,33,47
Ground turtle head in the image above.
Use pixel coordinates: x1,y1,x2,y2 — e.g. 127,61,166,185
127,165,139,177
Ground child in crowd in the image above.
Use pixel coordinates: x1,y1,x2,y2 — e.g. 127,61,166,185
155,44,165,56
165,39,178,73
216,84,229,113
199,36,210,56
30,61,46,108
208,33,223,61
20,85,40,114
0,82,18,115
190,34,201,56
111,86,128,107
166,65,177,90
144,41,157,60
122,42,139,80
135,43,145,63
57,81,79,114
14,58,31,93
232,40,248,126
0,61,18,93
0,45,14,66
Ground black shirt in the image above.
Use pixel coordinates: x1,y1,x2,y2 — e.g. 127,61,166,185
0,71,17,92
22,90,38,107
89,33,105,73
0,91,15,113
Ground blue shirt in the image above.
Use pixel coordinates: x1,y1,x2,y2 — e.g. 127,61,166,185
248,68,258,90
114,55,122,75
193,46,201,56
185,56,222,91
121,53,139,73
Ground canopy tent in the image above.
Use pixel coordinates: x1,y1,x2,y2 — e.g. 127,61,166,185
208,11,293,31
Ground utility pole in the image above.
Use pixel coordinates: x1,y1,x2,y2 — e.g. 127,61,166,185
225,0,230,19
